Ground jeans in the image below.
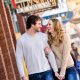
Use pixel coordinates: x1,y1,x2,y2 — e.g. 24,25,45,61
29,70,54,80
65,66,80,80
76,61,80,74
52,66,80,80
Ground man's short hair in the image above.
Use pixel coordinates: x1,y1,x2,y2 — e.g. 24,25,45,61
26,15,41,29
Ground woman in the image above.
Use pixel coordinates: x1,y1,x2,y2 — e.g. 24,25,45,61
71,42,80,75
47,19,79,80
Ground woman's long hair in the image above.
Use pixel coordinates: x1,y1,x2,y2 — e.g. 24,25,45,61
48,19,64,47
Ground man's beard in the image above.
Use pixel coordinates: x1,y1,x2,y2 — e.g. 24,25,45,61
35,28,41,32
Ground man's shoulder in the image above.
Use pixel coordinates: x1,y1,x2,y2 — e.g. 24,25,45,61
38,32,47,37
38,32,48,41
17,33,27,41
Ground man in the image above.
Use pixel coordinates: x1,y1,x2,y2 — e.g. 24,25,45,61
16,15,59,80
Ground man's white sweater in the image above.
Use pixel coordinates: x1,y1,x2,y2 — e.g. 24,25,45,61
16,32,58,77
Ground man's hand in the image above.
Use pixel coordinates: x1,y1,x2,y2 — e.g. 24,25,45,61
55,72,65,80
22,76,27,80
55,72,60,79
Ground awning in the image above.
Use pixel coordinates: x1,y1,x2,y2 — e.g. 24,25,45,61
70,18,80,24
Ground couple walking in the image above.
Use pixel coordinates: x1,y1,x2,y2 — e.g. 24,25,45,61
16,15,79,80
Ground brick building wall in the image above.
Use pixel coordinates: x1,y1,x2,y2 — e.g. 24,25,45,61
0,0,21,80
0,16,16,80
5,5,16,48
0,47,8,80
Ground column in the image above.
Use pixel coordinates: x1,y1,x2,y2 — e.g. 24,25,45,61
17,14,26,34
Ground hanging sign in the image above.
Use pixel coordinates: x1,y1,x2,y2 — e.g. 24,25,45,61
15,0,58,13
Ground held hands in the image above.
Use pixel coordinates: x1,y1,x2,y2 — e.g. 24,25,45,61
55,72,60,79
58,75,65,80
55,72,65,80
44,47,65,80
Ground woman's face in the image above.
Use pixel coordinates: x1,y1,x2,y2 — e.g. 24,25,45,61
72,43,77,50
47,20,54,33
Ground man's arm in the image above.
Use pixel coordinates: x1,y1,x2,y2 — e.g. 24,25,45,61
44,47,60,79
16,39,26,80
43,33,58,72
44,47,58,72
42,33,60,79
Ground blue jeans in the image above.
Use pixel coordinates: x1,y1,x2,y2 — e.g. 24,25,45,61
29,70,54,80
52,66,80,80
76,61,80,74
65,66,80,80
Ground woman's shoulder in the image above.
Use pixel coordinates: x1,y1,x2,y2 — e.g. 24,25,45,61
63,31,71,46
64,31,70,39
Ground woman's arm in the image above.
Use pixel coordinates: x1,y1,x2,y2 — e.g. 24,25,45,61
60,33,71,77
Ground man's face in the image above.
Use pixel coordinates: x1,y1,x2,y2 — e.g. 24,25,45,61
33,20,42,32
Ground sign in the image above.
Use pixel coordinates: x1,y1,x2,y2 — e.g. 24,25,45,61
16,0,58,13
41,0,68,17
15,0,30,3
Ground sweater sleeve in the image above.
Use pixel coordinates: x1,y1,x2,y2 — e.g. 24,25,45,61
60,33,71,76
16,39,25,77
47,51,58,72
44,34,58,72
41,33,58,72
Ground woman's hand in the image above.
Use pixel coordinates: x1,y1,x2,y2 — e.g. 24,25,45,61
55,72,65,80
44,47,52,55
